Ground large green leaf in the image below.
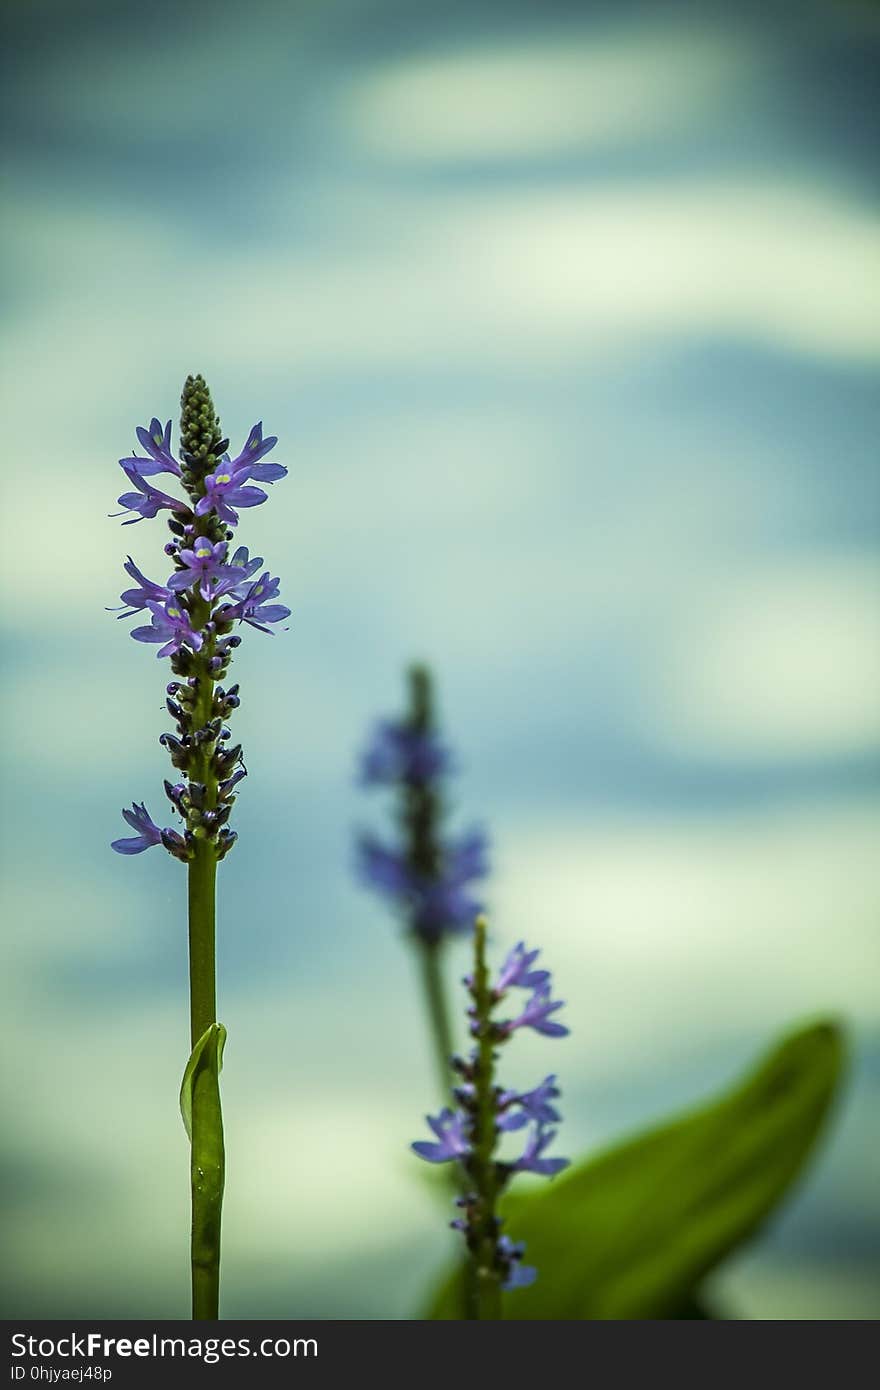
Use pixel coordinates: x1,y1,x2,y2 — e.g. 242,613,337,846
427,1019,844,1319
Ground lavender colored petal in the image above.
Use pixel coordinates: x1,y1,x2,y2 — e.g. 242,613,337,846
245,461,287,482
532,1018,570,1038
503,1263,537,1290
497,1110,530,1132
357,837,412,894
247,604,290,625
224,485,267,508
411,1141,454,1163
111,835,154,854
228,422,279,471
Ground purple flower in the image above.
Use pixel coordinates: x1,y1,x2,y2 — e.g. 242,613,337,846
503,1262,537,1290
195,466,268,526
357,838,412,895
357,827,489,944
130,599,204,659
226,422,286,479
446,829,489,884
360,720,452,785
502,984,569,1039
413,868,483,942
109,556,170,617
498,1075,561,1129
119,418,181,477
498,1236,537,1290
218,572,290,632
412,1109,471,1164
229,546,264,583
512,1125,569,1178
218,767,248,799
194,427,286,525
115,467,190,525
111,802,163,855
495,942,550,995
167,538,246,601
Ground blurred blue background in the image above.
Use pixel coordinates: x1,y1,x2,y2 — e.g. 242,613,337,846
2,0,879,1318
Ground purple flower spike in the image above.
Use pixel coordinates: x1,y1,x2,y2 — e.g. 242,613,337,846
412,1109,471,1164
167,538,246,601
503,985,569,1039
111,801,163,854
119,418,181,477
111,377,291,889
513,1125,569,1178
495,941,551,995
356,669,487,944
115,467,190,525
410,919,569,1295
130,599,204,659
360,721,452,786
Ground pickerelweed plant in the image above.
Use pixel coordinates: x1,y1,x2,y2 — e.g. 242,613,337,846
357,667,489,1101
110,375,289,1320
413,918,569,1319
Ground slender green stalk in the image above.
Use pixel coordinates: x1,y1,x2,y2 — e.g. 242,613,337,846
466,917,503,1320
403,666,458,1098
188,842,217,1046
417,940,456,1102
186,602,224,1319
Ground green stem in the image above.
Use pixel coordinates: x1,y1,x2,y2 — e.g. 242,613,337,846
188,843,217,1047
187,653,224,1321
417,940,455,1103
466,917,503,1320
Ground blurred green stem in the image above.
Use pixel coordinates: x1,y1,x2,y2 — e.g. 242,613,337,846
417,940,455,1103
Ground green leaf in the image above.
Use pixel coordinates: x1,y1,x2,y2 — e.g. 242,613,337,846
180,1022,227,1143
427,1019,845,1319
180,1024,227,1284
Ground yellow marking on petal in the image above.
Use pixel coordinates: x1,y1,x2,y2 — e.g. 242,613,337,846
168,607,181,620
215,473,231,485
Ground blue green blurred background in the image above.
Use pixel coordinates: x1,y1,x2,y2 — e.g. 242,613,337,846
2,0,879,1318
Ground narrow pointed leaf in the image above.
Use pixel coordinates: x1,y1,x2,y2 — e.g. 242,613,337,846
180,1023,227,1298
180,1022,227,1141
